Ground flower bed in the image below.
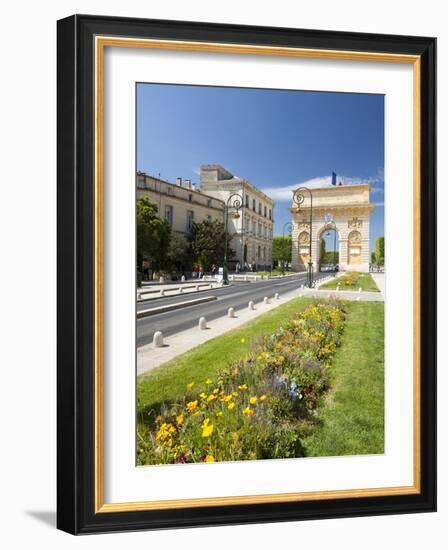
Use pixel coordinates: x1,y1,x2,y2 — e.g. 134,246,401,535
138,299,346,465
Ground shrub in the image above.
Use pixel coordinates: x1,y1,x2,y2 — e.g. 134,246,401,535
138,298,346,465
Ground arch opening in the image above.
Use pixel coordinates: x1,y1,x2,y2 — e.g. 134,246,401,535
317,224,340,273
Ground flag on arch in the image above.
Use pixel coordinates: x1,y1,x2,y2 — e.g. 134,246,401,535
331,171,337,186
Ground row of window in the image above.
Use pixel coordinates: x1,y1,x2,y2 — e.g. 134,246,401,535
245,219,273,240
246,244,271,261
165,204,273,239
244,194,272,220
165,205,197,232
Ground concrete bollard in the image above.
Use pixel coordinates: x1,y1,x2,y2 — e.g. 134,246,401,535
153,331,164,348
228,307,236,318
301,284,304,289
248,300,255,310
137,291,141,300
195,285,200,291
356,296,361,301
244,275,248,281
298,293,303,297
274,292,280,300
263,296,270,304
179,287,184,294
159,276,164,284
181,275,186,282
160,289,165,296
199,317,208,330
358,287,362,292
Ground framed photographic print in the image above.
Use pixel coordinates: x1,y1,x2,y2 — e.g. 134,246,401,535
57,14,436,534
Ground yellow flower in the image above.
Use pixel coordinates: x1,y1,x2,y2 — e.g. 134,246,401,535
155,422,176,444
212,388,219,395
205,455,215,463
259,395,267,401
201,419,214,438
227,402,235,411
205,378,213,385
278,356,285,363
243,406,254,417
216,411,223,417
207,394,217,402
186,381,195,390
199,392,207,399
249,396,257,405
155,415,163,422
193,411,201,417
186,400,198,411
221,394,233,402
238,384,248,390
176,414,184,425
240,338,246,344
232,391,239,397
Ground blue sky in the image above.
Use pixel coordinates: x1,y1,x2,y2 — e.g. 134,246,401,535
137,83,384,250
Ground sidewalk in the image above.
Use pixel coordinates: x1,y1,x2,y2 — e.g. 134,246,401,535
370,272,385,297
137,281,222,301
137,284,383,376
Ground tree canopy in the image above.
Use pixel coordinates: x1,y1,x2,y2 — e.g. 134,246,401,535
190,218,234,270
374,236,385,265
136,197,172,272
272,236,292,269
167,232,192,273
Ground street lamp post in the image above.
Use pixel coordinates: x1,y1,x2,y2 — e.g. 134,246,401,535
223,193,243,285
282,221,293,275
293,187,314,288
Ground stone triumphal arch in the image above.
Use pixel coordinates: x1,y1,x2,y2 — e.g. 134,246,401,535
290,184,374,273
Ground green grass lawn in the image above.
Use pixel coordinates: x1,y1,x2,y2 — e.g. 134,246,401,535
137,298,384,458
319,271,380,292
303,301,384,456
138,296,315,415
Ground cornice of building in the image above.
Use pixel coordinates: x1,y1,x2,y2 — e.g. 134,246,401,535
137,171,226,206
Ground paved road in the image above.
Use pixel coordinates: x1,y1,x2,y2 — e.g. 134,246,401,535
136,273,326,347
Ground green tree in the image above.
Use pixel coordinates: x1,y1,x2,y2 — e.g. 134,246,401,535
374,236,385,265
167,233,192,274
272,236,292,270
319,237,326,266
190,218,234,270
136,197,172,274
371,251,377,264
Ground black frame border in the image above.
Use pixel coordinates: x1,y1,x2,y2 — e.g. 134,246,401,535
57,14,436,534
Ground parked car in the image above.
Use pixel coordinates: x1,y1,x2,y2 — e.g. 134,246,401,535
320,264,339,273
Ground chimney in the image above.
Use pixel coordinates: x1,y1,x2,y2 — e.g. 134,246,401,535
176,177,182,186
185,179,191,189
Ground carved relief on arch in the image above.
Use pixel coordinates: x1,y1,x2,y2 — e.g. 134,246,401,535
298,231,310,244
348,217,363,229
348,230,362,245
348,230,362,265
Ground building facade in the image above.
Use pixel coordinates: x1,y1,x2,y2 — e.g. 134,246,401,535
200,165,275,271
136,172,225,237
289,184,374,273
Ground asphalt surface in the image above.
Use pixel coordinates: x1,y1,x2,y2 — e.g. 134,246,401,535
136,273,326,348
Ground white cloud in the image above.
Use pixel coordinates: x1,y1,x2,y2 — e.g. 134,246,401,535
261,174,371,202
